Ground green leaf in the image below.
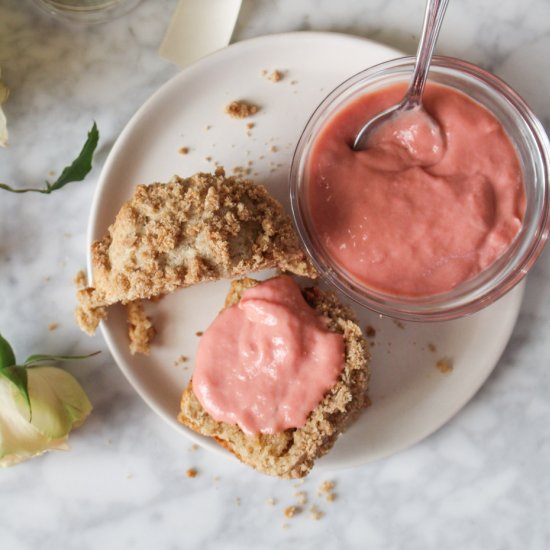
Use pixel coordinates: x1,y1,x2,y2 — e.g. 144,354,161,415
0,366,30,417
22,351,100,367
0,334,29,419
46,122,99,192
0,333,16,369
0,122,99,194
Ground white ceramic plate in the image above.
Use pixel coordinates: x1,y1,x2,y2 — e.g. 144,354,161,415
89,32,524,470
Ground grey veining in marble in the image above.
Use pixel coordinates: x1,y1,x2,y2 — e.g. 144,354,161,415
0,0,549,549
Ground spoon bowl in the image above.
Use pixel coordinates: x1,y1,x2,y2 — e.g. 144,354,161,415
356,101,446,165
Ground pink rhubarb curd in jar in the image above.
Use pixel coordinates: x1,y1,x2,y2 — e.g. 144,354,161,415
306,82,525,297
192,276,345,435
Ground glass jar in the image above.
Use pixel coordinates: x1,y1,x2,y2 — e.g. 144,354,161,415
290,56,550,321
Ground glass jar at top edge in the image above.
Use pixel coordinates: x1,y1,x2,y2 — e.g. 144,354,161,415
32,0,140,23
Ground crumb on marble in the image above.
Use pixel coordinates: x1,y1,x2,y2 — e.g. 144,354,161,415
283,505,301,518
309,505,324,520
265,498,277,506
393,319,405,329
282,523,290,530
196,331,204,337
269,145,278,153
325,492,337,503
225,100,260,119
186,468,198,478
428,342,437,353
178,147,190,155
295,491,308,506
48,322,59,332
436,357,453,374
318,480,335,496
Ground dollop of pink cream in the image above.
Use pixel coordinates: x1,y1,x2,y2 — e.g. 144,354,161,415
307,83,525,296
193,276,345,435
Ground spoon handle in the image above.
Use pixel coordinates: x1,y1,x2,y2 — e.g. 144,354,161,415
405,0,450,109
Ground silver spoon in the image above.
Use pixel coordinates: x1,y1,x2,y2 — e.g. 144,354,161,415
353,0,450,151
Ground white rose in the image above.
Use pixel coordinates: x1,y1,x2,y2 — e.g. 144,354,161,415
0,366,92,467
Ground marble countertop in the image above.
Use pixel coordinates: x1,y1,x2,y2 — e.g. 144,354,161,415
1,0,549,548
